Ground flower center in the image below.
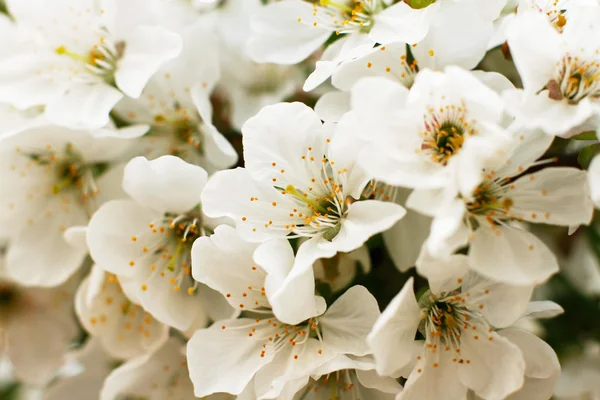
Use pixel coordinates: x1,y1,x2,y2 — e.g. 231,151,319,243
55,36,125,85
420,103,474,165
299,369,362,399
23,143,107,202
466,181,513,218
310,0,381,34
149,109,205,160
420,294,470,349
132,209,207,295
221,316,324,361
547,54,600,104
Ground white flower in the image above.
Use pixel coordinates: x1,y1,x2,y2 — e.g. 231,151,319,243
0,0,182,129
45,338,115,400
342,67,510,194
113,22,238,173
411,129,593,286
75,265,169,360
201,102,405,311
505,5,600,137
0,125,132,286
0,245,78,386
87,155,228,331
367,272,558,400
188,225,381,398
100,337,199,400
283,354,402,399
247,0,428,65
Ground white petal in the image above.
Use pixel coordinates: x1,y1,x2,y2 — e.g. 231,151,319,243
6,200,88,287
332,43,411,91
319,286,380,356
242,102,326,185
509,167,594,226
462,272,533,328
123,155,207,214
367,278,422,378
259,235,329,325
247,0,331,64
499,328,560,380
457,328,525,399
200,168,297,242
192,225,265,311
7,311,74,385
187,319,274,397
469,225,559,285
325,200,406,254
370,2,429,45
100,337,195,400
87,199,155,278
400,353,467,400
116,26,183,98
523,301,564,319
314,91,350,123
45,83,123,130
505,11,562,91
416,252,470,295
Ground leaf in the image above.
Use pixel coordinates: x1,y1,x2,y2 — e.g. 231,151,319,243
409,0,436,9
577,143,600,169
571,130,597,141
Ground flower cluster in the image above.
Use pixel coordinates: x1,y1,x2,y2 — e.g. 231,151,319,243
0,0,598,399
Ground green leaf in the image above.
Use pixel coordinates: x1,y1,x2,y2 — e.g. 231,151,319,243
578,143,600,169
409,0,436,9
571,130,597,140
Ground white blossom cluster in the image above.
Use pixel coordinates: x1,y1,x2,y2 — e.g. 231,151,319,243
0,0,599,399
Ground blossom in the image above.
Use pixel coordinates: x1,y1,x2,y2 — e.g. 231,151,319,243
100,338,198,400
505,5,600,137
0,0,182,129
87,155,227,331
201,102,405,312
0,124,132,286
188,225,380,398
367,272,559,400
341,67,511,195
44,338,115,400
247,0,428,65
75,265,169,359
112,22,238,173
0,244,78,386
411,129,593,286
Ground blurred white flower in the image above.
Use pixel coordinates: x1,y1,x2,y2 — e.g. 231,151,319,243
0,0,183,129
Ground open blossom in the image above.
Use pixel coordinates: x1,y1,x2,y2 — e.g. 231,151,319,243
87,155,228,331
505,5,600,137
100,338,202,400
247,0,428,65
201,102,405,314
0,244,78,386
188,225,380,398
0,124,132,286
0,0,182,129
113,22,238,173
367,272,559,400
75,265,169,359
342,67,510,195
411,129,593,286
